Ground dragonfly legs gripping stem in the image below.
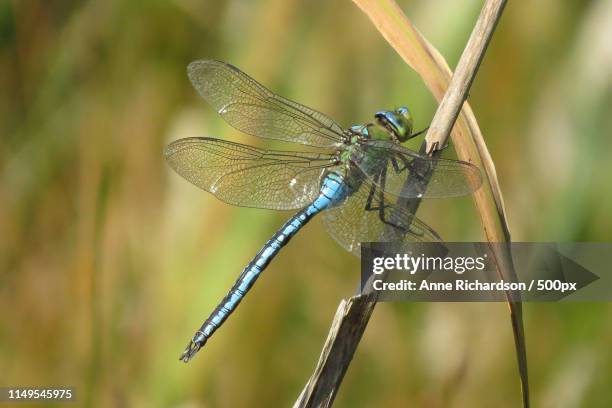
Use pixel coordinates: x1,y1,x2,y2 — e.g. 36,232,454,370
407,126,429,140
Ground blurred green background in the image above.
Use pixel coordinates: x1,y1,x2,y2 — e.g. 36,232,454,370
2,0,612,407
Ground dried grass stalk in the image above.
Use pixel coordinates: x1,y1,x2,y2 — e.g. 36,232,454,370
295,1,529,407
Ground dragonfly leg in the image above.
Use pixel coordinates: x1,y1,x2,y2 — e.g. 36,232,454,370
426,140,450,155
391,153,432,198
364,172,380,211
363,167,411,235
405,126,429,141
390,155,411,173
363,167,426,239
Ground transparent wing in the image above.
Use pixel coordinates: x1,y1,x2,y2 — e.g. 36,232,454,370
187,60,346,148
165,137,336,210
322,175,442,257
354,140,482,199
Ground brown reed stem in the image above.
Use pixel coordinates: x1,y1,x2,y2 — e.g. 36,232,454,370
293,1,529,407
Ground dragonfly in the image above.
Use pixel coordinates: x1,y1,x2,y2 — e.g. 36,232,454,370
166,60,482,362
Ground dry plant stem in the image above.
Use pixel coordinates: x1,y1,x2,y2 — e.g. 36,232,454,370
295,1,529,407
424,0,506,151
293,296,377,408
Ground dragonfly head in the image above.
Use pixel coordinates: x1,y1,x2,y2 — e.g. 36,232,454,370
374,106,414,142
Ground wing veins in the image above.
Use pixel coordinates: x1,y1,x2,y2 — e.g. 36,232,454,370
189,60,346,146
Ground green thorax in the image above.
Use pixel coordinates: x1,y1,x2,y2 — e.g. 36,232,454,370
336,106,416,189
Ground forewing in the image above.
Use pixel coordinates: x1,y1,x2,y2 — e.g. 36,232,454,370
355,140,482,199
187,60,346,147
165,138,335,210
322,177,441,257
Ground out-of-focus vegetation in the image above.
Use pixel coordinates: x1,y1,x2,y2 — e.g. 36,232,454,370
1,0,612,407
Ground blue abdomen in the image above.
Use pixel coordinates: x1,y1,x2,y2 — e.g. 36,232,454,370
309,171,349,212
181,171,351,361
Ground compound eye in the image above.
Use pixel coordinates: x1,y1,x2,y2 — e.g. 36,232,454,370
374,112,386,121
396,106,410,117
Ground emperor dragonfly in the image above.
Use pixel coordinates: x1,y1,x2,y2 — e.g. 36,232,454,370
165,60,482,362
